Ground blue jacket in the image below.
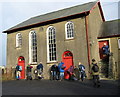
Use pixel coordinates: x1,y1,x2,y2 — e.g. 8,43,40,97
37,64,43,70
78,64,85,71
58,62,65,72
102,45,109,55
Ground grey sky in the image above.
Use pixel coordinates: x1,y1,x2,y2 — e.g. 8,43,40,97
0,0,119,66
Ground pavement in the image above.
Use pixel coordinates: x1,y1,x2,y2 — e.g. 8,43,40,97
2,79,119,95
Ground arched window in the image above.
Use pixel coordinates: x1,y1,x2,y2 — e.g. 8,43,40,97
29,31,37,63
47,26,57,62
65,21,74,39
118,39,120,49
16,33,22,48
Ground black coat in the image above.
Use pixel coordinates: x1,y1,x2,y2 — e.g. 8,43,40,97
50,65,59,72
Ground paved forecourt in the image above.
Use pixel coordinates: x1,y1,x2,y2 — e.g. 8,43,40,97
2,79,119,95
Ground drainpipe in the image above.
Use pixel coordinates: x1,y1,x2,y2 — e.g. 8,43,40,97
85,15,91,77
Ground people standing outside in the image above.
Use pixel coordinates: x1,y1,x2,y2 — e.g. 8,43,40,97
56,64,60,80
102,43,110,77
67,65,74,80
102,43,109,56
50,64,58,80
26,64,33,80
58,62,66,81
102,43,110,62
37,62,44,79
73,66,79,80
78,62,86,81
15,64,22,80
91,59,100,88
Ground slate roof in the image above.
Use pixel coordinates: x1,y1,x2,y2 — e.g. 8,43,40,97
98,19,120,39
3,1,99,33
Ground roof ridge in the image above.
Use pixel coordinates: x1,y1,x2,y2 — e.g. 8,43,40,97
30,1,98,19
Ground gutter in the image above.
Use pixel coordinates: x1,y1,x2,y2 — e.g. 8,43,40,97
97,34,120,39
85,15,91,70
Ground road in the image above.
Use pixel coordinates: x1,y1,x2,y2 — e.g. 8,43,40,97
2,79,119,95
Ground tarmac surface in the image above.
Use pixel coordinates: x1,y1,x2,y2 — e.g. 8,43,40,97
2,79,119,95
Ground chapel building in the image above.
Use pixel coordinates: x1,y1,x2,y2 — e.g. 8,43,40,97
3,1,105,79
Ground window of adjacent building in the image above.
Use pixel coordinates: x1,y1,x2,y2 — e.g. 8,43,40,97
16,33,22,48
118,39,120,49
47,26,57,62
65,21,74,39
29,31,37,64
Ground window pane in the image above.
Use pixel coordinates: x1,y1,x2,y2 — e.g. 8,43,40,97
66,22,74,39
47,27,57,61
16,33,22,47
118,39,120,49
30,31,37,63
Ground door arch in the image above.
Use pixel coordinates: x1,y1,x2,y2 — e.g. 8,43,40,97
62,50,74,79
18,56,25,79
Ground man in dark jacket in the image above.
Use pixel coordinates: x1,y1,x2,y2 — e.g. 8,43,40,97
37,62,43,71
91,59,100,88
50,64,58,80
37,62,43,79
78,62,86,81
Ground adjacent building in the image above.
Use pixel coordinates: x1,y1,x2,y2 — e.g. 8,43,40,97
98,19,120,80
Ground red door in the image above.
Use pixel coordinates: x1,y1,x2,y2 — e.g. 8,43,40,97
99,40,109,59
62,51,74,79
18,56,25,79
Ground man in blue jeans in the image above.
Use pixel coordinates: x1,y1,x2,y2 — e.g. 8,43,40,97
50,64,58,80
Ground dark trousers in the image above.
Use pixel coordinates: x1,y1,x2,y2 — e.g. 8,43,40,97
50,71,56,80
26,72,32,80
93,75,100,87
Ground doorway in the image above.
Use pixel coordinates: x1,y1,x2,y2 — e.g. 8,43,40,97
62,51,74,79
99,40,109,78
99,40,109,59
18,56,25,79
